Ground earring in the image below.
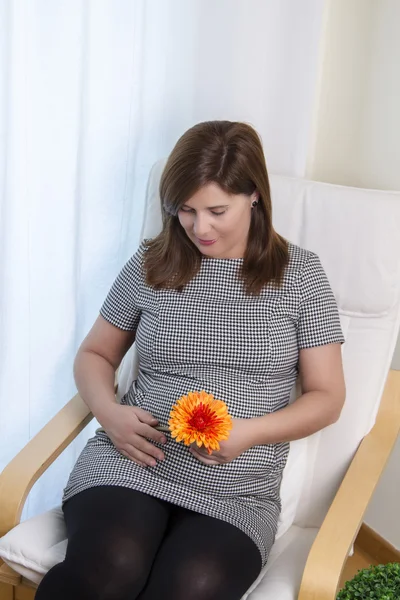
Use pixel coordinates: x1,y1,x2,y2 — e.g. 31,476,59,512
252,200,258,208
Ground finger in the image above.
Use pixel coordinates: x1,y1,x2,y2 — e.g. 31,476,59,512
189,447,219,465
132,436,165,462
190,444,215,458
190,442,208,453
120,449,147,468
125,445,160,467
139,423,168,445
134,407,159,427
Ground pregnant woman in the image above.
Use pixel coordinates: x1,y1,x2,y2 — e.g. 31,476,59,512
36,120,345,600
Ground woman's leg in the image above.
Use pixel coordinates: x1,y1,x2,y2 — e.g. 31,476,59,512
138,507,262,600
35,486,171,600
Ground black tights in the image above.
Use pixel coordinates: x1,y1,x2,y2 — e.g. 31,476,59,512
35,486,261,600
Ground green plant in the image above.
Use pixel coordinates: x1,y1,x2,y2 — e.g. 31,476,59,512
337,562,400,599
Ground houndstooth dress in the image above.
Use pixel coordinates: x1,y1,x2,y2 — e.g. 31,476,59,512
62,240,344,567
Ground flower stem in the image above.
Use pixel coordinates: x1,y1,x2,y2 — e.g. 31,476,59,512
155,425,170,432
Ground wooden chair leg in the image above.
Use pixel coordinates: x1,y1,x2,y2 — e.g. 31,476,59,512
14,583,36,600
0,581,14,600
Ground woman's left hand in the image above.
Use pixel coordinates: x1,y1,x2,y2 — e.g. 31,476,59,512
189,418,254,465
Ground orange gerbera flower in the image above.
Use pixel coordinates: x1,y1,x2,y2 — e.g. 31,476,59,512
169,390,233,454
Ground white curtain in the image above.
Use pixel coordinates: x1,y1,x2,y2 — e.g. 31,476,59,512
0,0,326,519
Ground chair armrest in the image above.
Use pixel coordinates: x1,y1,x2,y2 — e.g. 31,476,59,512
0,561,23,586
298,369,400,600
0,393,93,537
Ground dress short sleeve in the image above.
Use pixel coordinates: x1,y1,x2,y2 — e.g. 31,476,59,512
99,243,145,331
297,252,345,349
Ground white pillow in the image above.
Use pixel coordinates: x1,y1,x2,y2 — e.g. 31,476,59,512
275,378,307,539
276,437,308,539
0,507,67,585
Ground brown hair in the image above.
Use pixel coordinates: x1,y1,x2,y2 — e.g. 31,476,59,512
144,120,288,295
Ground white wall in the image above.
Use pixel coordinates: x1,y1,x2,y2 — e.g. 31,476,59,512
308,0,400,548
354,0,400,546
306,0,378,186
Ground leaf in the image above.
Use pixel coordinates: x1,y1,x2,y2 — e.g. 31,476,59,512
337,563,400,600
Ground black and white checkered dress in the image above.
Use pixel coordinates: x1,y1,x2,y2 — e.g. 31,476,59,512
62,240,344,567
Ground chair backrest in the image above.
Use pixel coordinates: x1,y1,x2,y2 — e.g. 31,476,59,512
118,159,400,534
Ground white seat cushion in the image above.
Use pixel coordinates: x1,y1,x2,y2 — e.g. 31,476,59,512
0,506,317,599
244,526,318,599
0,507,66,584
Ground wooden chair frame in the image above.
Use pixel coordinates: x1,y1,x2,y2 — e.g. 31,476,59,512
0,370,399,600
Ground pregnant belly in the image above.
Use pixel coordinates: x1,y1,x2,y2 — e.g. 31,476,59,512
120,374,280,496
154,432,278,498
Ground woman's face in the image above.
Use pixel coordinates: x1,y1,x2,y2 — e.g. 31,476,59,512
178,183,257,259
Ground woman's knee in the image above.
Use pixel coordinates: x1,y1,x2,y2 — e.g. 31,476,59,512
167,555,229,600
62,528,152,599
35,562,100,600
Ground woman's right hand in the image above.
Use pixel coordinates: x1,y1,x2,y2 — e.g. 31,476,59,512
100,404,167,468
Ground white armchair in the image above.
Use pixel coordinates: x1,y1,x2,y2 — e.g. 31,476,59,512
1,163,400,600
